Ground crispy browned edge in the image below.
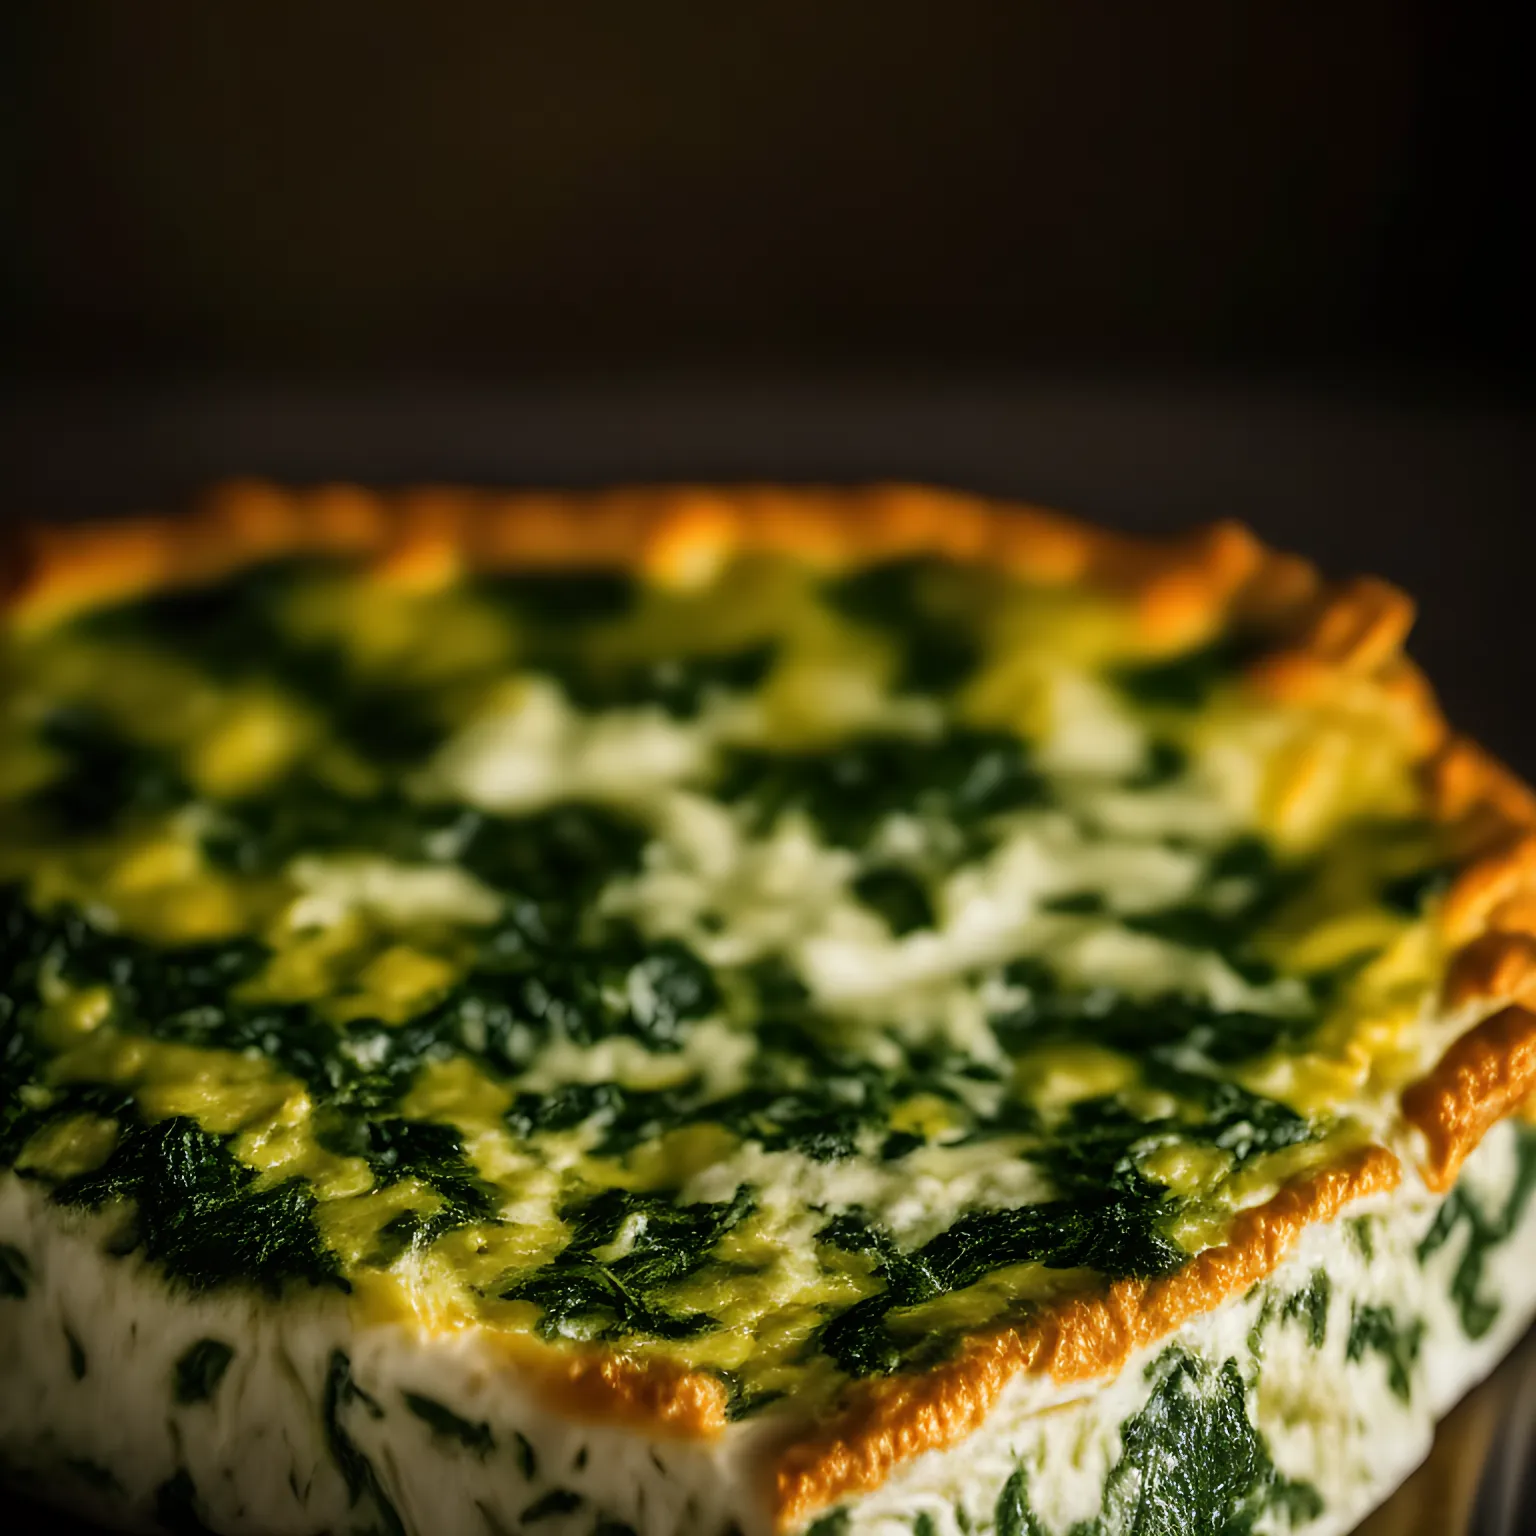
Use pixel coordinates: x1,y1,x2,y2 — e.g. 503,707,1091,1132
4,481,1534,1525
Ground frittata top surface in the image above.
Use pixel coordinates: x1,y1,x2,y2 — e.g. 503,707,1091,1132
4,484,1535,1520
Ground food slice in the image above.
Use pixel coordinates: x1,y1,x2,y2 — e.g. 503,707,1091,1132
2,482,1534,1536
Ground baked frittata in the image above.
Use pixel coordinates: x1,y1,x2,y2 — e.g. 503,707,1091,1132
2,484,1535,1536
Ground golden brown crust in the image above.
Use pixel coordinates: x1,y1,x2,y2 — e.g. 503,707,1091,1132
771,1145,1401,1527
498,1338,729,1440
7,482,1536,1500
1401,1006,1536,1193
1,481,1298,652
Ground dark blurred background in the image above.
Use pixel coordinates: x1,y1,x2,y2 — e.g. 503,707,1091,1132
2,2,1531,379
0,1,1532,758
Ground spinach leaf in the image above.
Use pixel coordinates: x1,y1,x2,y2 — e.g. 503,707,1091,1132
852,866,936,935
174,1339,236,1404
804,1508,850,1536
995,982,1307,1067
1110,635,1260,711
513,1430,538,1480
503,1186,752,1343
31,703,189,835
520,1489,584,1523
53,1114,345,1296
82,562,447,765
1346,1304,1424,1402
323,1350,406,1536
478,571,637,625
718,729,1049,850
401,1390,495,1456
1380,862,1455,917
557,643,778,718
319,1115,500,1259
993,1467,1048,1536
1417,1127,1536,1339
1280,1269,1331,1349
823,558,982,695
1096,1351,1319,1536
0,1242,28,1299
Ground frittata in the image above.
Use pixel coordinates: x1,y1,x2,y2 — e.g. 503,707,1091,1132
2,483,1535,1536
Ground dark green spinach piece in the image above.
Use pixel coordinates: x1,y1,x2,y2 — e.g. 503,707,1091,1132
174,1339,236,1404
823,558,982,695
504,1186,752,1343
1110,635,1261,710
521,1488,585,1523
993,1467,1048,1536
852,866,936,935
1346,1304,1424,1402
718,729,1049,850
478,571,637,625
1094,1351,1321,1535
558,643,778,718
53,1114,345,1296
402,1390,495,1456
1280,1269,1332,1349
31,704,189,835
323,1351,406,1536
0,1242,28,1299
1417,1126,1536,1339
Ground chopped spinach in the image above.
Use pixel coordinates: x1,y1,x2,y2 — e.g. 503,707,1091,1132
572,1021,991,1165
82,562,448,765
823,558,982,695
323,1350,406,1536
1130,737,1190,788
504,1186,753,1343
53,1114,345,1296
1418,1126,1536,1338
1280,1269,1331,1349
65,1326,87,1380
521,1488,585,1523
994,978,1308,1067
718,729,1049,850
1348,1215,1376,1262
154,1469,219,1536
31,703,188,835
468,924,719,1059
513,1430,538,1480
479,571,637,624
1110,635,1260,710
173,1339,236,1405
402,1390,495,1455
814,1152,1186,1377
1346,1304,1424,1402
852,866,936,935
810,1082,1315,1377
319,1115,499,1260
558,643,778,717
1380,862,1456,917
1095,1351,1321,1535
0,1242,28,1299
804,1508,850,1536
993,1467,1048,1536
